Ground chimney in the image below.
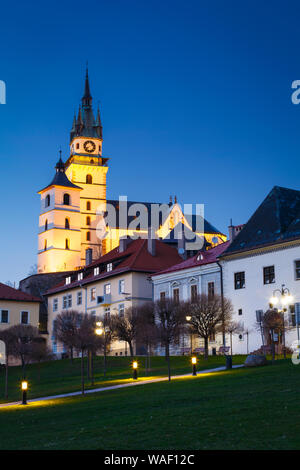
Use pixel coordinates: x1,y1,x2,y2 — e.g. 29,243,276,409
85,248,93,266
228,219,235,242
147,226,156,256
119,237,128,253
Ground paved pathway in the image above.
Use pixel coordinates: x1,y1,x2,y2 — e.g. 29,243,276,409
0,364,244,409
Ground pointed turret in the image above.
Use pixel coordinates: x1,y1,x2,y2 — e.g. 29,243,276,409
70,68,101,142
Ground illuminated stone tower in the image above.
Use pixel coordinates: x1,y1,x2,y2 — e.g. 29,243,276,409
37,156,82,273
65,68,109,265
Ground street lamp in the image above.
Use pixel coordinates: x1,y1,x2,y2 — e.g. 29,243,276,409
191,356,197,376
132,361,138,380
186,315,193,354
21,380,28,405
269,284,293,359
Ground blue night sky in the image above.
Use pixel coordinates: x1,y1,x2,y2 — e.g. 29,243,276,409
1,0,300,285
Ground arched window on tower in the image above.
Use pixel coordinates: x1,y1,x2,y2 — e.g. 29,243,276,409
45,219,48,231
65,218,70,229
86,216,91,226
63,193,70,205
86,231,91,241
65,239,70,250
86,201,91,211
86,174,92,184
45,195,50,207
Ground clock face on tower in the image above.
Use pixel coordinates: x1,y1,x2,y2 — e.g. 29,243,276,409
83,140,96,153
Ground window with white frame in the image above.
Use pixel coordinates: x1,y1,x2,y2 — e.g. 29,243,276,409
91,287,96,301
21,311,29,324
0,310,9,324
94,267,100,276
53,298,58,312
119,303,125,317
63,294,72,309
104,283,111,295
106,263,113,272
65,276,71,285
78,272,83,281
119,279,125,294
77,291,82,305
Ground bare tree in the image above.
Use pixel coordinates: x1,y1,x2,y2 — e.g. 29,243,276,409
184,294,233,360
154,298,185,381
135,302,158,374
0,328,15,398
225,321,244,357
53,310,80,362
111,306,140,357
72,313,99,395
257,309,286,363
9,325,40,379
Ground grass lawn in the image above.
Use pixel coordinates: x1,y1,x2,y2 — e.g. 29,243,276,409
0,358,299,450
0,354,245,403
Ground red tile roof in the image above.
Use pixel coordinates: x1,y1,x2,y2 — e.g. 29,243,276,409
0,282,41,302
46,239,183,295
151,241,231,277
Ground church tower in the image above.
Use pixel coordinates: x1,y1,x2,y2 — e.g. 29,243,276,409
37,155,82,273
65,67,109,265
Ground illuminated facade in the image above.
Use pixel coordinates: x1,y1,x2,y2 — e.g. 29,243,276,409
38,69,226,274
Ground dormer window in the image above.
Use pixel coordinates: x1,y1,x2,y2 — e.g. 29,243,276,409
106,263,113,272
94,267,100,276
78,272,83,281
66,276,71,285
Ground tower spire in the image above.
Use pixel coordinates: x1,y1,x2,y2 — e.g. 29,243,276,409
82,63,92,107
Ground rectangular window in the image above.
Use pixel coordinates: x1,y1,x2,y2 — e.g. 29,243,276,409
67,294,72,308
63,295,72,309
173,288,179,303
104,306,110,320
209,329,215,342
77,291,82,305
91,288,96,301
78,272,83,281
119,303,125,317
94,267,100,276
263,266,275,284
208,282,215,299
191,284,198,302
104,283,111,295
53,298,58,312
65,276,71,285
160,291,166,301
21,311,29,324
295,260,300,280
106,263,113,272
0,310,9,323
238,308,243,316
234,272,245,290
119,279,125,294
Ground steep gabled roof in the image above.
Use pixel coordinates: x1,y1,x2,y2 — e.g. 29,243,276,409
0,282,41,302
106,199,224,236
46,238,183,295
152,240,230,277
222,186,300,257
